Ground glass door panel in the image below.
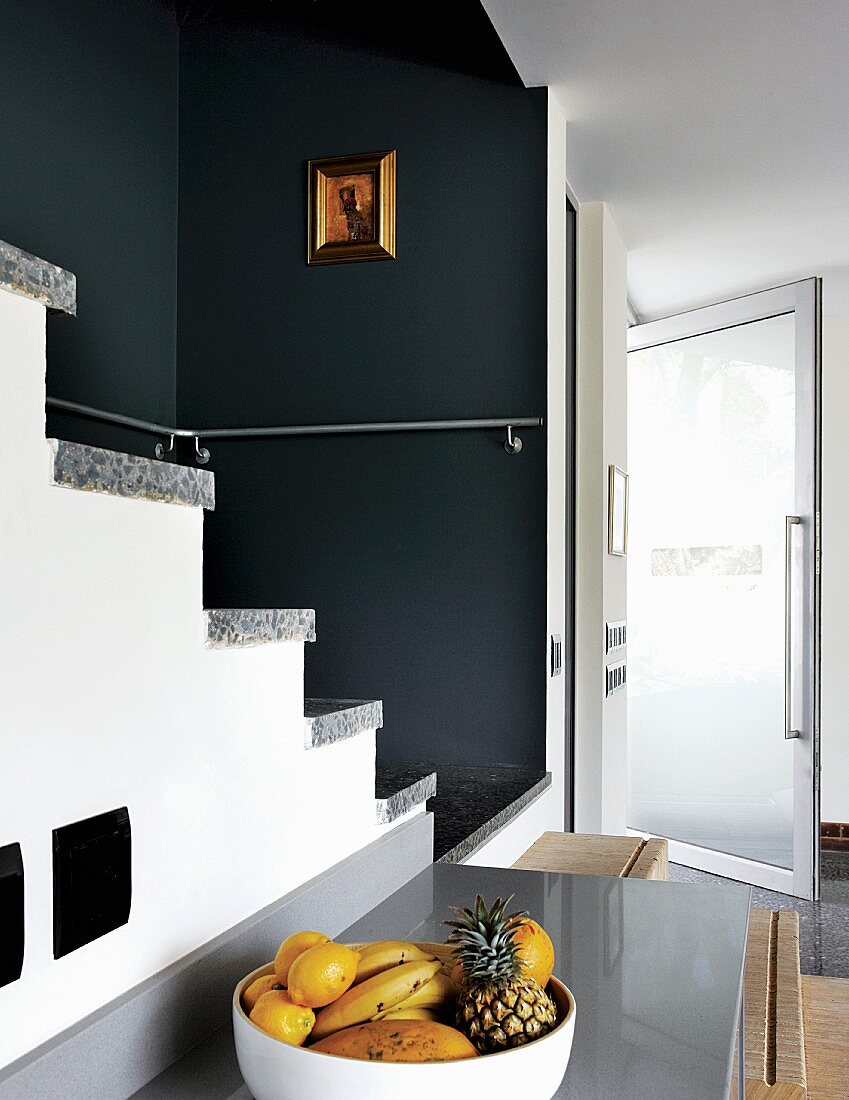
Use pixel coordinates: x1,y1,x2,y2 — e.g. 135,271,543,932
627,281,819,899
628,315,795,867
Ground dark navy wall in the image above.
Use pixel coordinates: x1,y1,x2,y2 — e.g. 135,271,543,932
177,19,548,767
0,0,179,455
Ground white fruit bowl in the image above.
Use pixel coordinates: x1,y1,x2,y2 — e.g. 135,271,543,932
232,949,576,1100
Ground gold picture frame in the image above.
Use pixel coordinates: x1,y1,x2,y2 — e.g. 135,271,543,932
307,150,396,265
608,464,629,556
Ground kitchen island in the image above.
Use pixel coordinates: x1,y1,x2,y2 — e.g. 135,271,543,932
131,862,750,1100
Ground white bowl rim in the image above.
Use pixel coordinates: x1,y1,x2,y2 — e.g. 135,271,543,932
233,960,576,1066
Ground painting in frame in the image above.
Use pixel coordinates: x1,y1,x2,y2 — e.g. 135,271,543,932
307,150,396,265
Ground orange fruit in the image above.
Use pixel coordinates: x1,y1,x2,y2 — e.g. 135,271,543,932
242,973,284,1014
286,941,360,1008
249,990,315,1046
273,930,329,984
510,918,555,987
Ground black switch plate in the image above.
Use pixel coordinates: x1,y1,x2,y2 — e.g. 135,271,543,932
0,842,24,988
53,807,131,959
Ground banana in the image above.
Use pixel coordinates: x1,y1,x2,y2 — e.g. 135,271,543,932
353,941,437,985
310,958,443,1042
378,1007,441,1022
372,970,457,1019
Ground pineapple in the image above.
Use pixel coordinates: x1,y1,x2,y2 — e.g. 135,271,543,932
445,894,557,1053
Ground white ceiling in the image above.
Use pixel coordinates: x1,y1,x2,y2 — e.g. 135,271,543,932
481,0,849,320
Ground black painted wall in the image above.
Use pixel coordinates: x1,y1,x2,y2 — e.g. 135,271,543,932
1,4,549,769
0,0,179,456
176,19,548,767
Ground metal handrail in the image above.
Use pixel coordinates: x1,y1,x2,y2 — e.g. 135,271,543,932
47,397,543,464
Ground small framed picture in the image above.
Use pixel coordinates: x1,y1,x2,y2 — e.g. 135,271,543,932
307,150,396,265
608,465,629,556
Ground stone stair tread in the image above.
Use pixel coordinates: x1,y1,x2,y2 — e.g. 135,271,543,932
49,439,215,510
205,608,315,647
304,698,383,749
1,238,76,315
375,761,437,824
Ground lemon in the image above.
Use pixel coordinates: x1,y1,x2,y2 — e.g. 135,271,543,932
273,930,329,984
249,990,315,1046
242,973,284,1014
286,941,360,1008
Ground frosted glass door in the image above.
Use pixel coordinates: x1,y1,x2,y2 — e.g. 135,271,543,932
627,281,819,899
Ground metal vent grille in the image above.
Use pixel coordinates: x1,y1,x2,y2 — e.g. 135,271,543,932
606,660,626,698
606,620,627,653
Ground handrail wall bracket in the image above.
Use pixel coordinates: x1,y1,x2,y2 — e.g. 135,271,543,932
504,425,523,455
154,434,175,461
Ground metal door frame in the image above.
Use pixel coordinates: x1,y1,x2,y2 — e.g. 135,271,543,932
564,194,577,832
627,279,821,900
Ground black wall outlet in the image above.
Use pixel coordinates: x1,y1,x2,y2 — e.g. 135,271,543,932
53,807,131,959
0,842,24,987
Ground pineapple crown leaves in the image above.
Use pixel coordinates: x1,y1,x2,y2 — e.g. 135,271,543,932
444,894,530,988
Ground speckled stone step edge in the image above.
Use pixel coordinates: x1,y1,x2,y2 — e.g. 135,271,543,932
437,772,552,864
0,239,76,315
376,769,437,824
304,698,383,749
205,608,316,648
49,439,215,510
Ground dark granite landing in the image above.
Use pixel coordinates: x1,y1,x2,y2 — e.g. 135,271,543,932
407,763,551,863
375,762,437,824
669,852,849,978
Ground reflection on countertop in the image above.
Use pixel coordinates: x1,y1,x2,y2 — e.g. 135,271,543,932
670,853,849,978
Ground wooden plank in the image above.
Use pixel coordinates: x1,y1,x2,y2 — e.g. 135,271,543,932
627,837,669,880
734,910,809,1099
512,832,643,877
741,1084,807,1100
743,908,772,1082
802,974,849,1100
774,912,806,1088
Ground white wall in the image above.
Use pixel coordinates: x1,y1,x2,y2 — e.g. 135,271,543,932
820,303,849,824
464,788,557,868
0,287,389,1066
574,202,629,834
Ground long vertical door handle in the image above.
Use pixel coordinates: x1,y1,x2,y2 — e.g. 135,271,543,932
785,515,801,739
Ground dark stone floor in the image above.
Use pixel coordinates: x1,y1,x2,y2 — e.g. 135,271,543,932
669,853,849,978
423,764,550,862
374,761,436,801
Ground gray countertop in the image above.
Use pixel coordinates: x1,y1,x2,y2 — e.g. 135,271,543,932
132,863,751,1100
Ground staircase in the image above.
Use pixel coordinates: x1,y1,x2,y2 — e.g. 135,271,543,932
0,241,433,1066
48,404,416,825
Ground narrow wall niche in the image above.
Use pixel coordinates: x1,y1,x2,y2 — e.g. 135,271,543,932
53,808,132,959
0,842,24,987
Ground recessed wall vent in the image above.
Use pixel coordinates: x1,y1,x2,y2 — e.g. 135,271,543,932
606,620,626,653
606,660,626,698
